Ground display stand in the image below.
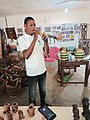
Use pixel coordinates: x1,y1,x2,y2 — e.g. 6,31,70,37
0,106,85,120
0,32,2,58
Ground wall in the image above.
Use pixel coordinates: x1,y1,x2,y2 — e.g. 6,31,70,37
0,17,6,28
0,8,90,48
0,9,90,28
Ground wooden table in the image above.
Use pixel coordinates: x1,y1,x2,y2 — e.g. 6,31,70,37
58,59,89,87
0,106,85,120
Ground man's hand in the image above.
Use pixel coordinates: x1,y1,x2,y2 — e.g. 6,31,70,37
41,32,48,40
56,34,62,40
33,30,38,41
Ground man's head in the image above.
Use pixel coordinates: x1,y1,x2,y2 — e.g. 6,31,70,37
24,17,36,35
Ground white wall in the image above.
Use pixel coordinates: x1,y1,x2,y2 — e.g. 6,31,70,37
0,17,6,28
45,9,90,24
0,9,90,28
0,9,90,48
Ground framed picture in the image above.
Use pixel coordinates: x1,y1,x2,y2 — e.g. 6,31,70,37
5,27,17,39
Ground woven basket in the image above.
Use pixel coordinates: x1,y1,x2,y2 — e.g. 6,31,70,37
21,76,28,87
0,79,6,94
6,78,21,98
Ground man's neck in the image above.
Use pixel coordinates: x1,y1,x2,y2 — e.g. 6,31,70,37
25,32,34,36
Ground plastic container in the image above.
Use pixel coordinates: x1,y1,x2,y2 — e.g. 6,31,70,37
68,53,72,61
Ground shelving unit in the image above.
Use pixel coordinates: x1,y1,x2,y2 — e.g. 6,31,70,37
79,23,90,55
0,29,2,58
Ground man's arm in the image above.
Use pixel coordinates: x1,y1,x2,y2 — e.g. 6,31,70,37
22,31,38,59
43,36,49,57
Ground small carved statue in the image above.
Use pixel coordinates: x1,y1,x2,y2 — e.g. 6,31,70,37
82,97,89,117
27,103,35,117
85,110,90,120
18,110,25,120
72,104,80,120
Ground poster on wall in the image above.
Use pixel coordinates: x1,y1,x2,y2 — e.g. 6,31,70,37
42,23,80,42
16,28,23,38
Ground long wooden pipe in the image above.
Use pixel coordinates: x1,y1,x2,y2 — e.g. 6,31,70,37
38,32,62,41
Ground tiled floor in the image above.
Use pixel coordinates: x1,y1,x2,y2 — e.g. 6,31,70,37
0,60,90,107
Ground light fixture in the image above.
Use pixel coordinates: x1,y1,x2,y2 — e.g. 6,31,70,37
64,8,68,12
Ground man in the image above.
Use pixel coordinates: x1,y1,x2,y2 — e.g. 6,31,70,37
18,16,49,107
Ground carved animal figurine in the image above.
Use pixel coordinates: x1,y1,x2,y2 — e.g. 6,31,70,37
18,110,25,120
27,104,35,117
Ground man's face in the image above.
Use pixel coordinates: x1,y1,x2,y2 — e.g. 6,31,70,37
24,20,36,35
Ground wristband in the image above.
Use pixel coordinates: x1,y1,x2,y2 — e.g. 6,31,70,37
44,37,48,43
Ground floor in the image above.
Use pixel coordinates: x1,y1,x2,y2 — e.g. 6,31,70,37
0,60,90,107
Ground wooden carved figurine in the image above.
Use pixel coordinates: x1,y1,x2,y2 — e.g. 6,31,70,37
72,104,80,120
18,110,25,120
82,97,89,117
27,104,35,117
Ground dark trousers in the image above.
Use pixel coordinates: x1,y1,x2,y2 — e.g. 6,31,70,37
27,71,46,106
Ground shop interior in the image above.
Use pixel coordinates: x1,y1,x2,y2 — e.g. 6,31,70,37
0,0,90,119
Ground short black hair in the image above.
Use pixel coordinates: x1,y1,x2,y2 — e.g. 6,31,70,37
24,17,35,24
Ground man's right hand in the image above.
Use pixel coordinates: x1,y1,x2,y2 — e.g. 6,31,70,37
33,30,38,41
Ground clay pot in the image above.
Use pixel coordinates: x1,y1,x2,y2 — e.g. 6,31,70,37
6,111,13,120
27,104,35,117
0,116,4,120
12,102,18,113
18,110,25,120
3,103,10,114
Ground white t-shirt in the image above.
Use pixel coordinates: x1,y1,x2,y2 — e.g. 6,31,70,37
18,33,46,76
